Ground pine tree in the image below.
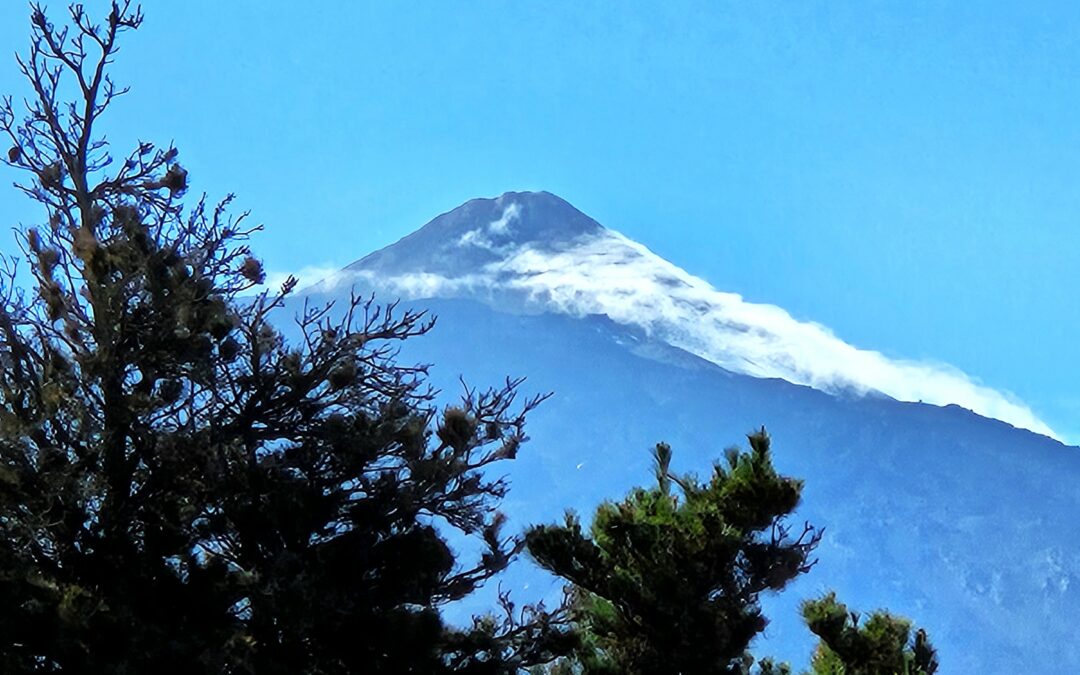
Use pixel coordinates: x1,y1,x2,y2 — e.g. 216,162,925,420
801,593,938,675
526,430,822,675
0,3,570,673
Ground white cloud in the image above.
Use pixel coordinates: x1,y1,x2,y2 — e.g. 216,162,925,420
359,271,488,298
457,202,521,251
488,202,520,234
326,230,1061,441
261,265,348,293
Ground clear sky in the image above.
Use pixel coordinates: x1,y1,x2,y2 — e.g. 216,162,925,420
1,2,1078,441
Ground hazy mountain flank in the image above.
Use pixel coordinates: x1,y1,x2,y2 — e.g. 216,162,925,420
291,192,1080,673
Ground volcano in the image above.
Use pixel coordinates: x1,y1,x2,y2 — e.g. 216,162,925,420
293,191,1080,673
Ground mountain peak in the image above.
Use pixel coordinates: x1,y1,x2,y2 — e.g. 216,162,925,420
445,190,604,243
345,191,604,277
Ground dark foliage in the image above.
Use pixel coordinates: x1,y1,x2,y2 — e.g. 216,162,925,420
802,593,938,675
0,3,570,673
526,430,822,675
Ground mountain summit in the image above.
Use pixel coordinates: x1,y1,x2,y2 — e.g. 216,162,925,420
318,192,1056,439
345,191,604,278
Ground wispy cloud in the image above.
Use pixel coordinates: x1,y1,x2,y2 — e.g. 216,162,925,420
333,230,1059,440
260,265,348,294
457,203,521,251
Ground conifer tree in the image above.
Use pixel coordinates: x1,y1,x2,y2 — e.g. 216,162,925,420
0,3,570,673
801,593,938,675
526,430,822,675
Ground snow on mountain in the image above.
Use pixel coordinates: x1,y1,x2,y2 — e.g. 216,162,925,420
314,191,1056,440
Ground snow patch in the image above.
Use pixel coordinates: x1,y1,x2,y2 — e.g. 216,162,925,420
457,202,521,252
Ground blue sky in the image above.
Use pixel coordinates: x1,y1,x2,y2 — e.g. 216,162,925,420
1,2,1078,441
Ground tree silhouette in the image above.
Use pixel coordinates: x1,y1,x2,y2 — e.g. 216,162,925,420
526,430,821,675
0,3,570,673
802,593,938,675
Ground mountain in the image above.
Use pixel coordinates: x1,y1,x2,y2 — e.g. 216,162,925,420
320,191,1055,440
294,191,1080,673
342,191,605,278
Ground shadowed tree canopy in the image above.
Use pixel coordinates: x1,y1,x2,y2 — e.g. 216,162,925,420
526,430,822,675
0,3,571,673
802,593,938,675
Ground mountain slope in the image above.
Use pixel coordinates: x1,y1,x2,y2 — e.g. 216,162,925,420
292,192,1080,672
319,191,1055,440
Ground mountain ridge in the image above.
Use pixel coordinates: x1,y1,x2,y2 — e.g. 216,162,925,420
312,191,1059,440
